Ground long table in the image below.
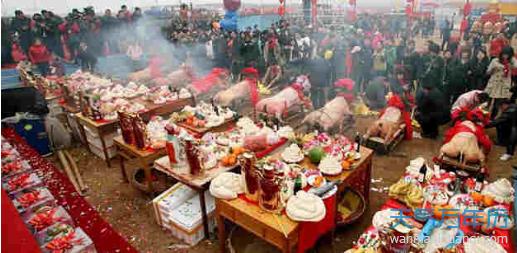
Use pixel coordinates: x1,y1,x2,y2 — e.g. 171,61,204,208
216,146,374,253
76,97,195,167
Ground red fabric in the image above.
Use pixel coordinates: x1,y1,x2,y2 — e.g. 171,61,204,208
345,51,353,77
246,78,260,106
2,189,42,253
28,44,51,64
379,95,413,140
460,18,468,33
489,38,508,57
443,121,492,153
2,128,138,253
297,194,336,253
11,43,27,62
71,23,80,33
502,59,510,78
335,78,355,103
463,2,472,16
190,68,228,94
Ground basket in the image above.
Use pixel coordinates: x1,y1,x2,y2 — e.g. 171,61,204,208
336,187,366,226
130,167,174,193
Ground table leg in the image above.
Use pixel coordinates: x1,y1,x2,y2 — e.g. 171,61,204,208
199,189,210,239
216,212,226,253
140,159,154,193
283,240,292,253
78,123,89,151
364,160,372,203
118,149,128,183
99,131,111,167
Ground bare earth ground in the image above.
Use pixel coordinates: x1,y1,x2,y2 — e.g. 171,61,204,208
52,114,513,253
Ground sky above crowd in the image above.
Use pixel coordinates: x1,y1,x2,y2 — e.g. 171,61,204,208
1,0,483,16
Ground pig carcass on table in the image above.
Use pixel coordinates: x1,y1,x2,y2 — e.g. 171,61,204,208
148,66,195,88
301,96,353,133
188,68,230,98
440,108,491,164
364,95,413,144
255,75,312,120
214,79,251,107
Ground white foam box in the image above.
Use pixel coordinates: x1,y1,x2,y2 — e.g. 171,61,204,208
83,125,116,148
152,182,197,226
164,191,216,246
87,143,117,161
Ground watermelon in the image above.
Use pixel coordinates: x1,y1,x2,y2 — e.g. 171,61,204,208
308,147,326,164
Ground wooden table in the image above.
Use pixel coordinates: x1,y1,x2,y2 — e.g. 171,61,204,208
154,156,239,238
216,146,374,253
113,136,167,193
75,97,195,167
75,113,119,167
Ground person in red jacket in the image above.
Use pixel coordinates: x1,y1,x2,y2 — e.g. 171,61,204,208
28,38,51,76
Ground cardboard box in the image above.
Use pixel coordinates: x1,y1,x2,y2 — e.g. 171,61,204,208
165,191,216,246
152,182,196,226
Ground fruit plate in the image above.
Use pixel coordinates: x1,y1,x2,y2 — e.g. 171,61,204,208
307,175,326,188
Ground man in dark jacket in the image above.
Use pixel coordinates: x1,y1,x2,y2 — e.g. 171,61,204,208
307,55,332,109
10,10,32,53
444,49,471,104
418,41,444,92
415,84,450,139
486,99,517,161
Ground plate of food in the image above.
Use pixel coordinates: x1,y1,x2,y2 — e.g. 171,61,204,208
281,144,305,163
307,175,326,188
318,156,343,176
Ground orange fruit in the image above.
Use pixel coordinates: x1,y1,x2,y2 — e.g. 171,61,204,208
483,195,495,207
341,160,351,170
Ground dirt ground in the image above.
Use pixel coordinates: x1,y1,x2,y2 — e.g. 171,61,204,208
55,114,513,253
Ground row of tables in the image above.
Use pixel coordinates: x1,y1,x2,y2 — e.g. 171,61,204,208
68,96,374,252
30,71,375,253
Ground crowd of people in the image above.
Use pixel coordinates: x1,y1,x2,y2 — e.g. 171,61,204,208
3,5,517,160
3,5,144,74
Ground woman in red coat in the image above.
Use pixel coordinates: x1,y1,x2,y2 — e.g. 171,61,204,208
28,38,51,76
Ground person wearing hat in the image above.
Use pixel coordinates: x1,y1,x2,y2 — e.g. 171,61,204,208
415,82,450,139
486,99,517,161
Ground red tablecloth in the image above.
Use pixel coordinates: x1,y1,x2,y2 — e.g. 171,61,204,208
237,190,336,253
2,128,138,253
2,189,41,253
297,194,336,253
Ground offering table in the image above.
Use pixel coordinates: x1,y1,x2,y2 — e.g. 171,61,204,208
215,146,373,253
113,136,167,193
